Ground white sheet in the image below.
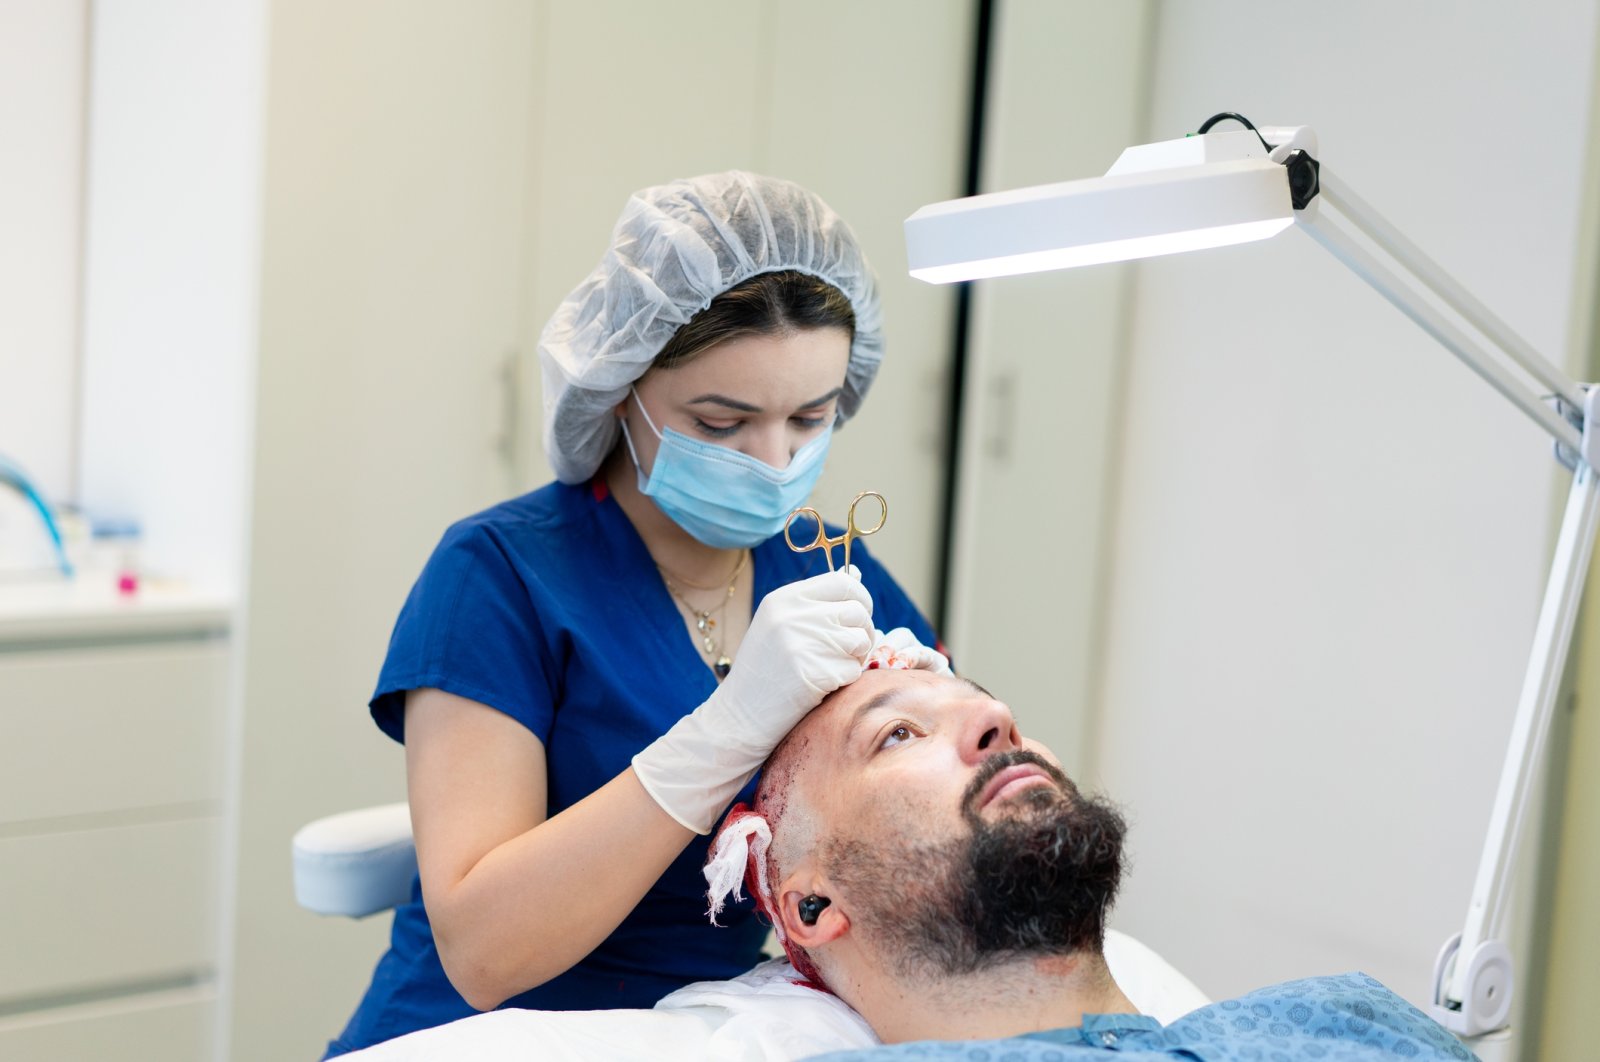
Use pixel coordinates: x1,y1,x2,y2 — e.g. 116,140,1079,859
341,928,1210,1061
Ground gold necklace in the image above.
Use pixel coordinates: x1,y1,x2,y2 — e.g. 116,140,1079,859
658,550,748,680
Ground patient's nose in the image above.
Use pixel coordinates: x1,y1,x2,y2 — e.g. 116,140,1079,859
962,698,1023,765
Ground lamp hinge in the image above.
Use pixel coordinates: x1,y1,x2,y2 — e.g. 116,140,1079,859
1283,149,1321,210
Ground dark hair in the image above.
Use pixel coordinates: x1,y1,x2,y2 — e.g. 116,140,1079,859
653,270,855,369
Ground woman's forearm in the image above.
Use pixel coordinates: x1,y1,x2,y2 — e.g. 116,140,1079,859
405,688,698,1011
428,767,694,1010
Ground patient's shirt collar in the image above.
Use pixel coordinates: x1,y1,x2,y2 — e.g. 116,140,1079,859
1021,1011,1161,1050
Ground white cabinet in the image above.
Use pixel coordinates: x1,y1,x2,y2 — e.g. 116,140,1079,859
0,587,230,1061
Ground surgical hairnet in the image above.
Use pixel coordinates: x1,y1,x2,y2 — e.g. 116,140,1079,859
538,170,885,484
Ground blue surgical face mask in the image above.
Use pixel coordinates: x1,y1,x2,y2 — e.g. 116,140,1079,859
619,389,832,549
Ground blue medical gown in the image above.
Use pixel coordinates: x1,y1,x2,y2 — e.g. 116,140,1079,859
805,972,1478,1060
328,479,938,1055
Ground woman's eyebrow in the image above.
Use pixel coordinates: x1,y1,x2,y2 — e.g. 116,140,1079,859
685,387,842,413
687,393,761,412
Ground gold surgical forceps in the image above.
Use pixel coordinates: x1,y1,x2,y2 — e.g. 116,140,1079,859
784,491,887,574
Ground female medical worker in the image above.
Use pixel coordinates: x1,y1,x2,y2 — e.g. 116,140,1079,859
327,171,942,1055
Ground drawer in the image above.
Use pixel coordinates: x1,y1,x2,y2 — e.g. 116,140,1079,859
0,984,214,1062
0,640,228,824
0,815,217,1003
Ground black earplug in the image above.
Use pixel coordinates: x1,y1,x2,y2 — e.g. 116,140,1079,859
797,895,831,926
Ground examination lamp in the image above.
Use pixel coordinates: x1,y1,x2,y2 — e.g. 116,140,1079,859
906,113,1598,1057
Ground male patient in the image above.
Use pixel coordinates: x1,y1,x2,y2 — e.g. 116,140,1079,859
704,666,1477,1060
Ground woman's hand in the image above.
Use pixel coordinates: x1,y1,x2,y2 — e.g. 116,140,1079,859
865,626,952,675
633,569,875,833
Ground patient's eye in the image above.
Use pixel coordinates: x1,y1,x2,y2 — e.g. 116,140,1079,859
879,724,917,750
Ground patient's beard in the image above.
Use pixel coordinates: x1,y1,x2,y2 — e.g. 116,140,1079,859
823,751,1127,982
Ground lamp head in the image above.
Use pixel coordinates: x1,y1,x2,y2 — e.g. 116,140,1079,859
904,128,1309,284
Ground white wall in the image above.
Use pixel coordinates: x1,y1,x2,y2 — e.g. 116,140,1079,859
76,0,266,594
1089,0,1600,1033
0,0,86,504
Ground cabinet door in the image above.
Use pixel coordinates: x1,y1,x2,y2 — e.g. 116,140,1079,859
0,640,228,824
0,986,213,1062
0,639,225,1033
0,816,218,1003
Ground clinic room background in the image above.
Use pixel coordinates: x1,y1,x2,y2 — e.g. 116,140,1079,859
2,1,1599,1059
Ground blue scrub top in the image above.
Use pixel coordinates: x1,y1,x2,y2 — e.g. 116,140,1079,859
329,478,938,1056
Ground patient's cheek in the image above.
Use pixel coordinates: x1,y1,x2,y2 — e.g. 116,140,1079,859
861,786,937,840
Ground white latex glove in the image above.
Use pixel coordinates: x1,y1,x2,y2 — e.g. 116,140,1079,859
865,626,953,676
633,568,875,834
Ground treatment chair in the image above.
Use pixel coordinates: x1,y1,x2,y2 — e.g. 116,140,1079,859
292,802,416,917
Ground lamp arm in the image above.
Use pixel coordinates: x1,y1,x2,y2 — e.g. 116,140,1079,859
1427,464,1600,1040
1316,171,1586,410
1290,162,1600,1041
1295,171,1583,454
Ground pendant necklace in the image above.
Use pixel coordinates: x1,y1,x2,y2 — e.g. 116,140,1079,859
658,550,748,680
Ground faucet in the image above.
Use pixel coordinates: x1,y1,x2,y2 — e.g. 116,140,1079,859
0,454,74,578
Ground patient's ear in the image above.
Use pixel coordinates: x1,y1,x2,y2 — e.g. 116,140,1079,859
778,885,848,949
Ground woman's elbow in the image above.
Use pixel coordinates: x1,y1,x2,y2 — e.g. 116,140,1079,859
460,982,507,1014
437,935,515,1012
433,911,559,1012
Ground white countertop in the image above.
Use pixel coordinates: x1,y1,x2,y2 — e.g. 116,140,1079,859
0,576,233,644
